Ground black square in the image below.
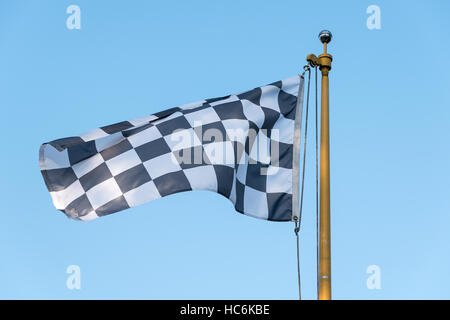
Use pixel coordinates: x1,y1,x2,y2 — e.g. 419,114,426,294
122,123,152,138
101,121,134,134
96,195,130,217
100,139,133,161
49,136,84,151
271,141,293,169
269,80,282,89
135,137,171,162
64,194,93,218
153,107,181,120
267,193,292,221
261,106,281,129
173,146,210,169
245,121,259,156
245,162,268,192
79,162,113,191
234,179,245,213
67,140,97,166
155,115,191,136
237,87,261,106
278,90,297,120
114,164,151,193
213,165,234,198
194,121,228,145
213,101,246,121
153,171,191,197
41,167,77,192
232,141,245,169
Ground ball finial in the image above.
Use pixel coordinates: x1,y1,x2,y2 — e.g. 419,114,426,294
319,30,332,44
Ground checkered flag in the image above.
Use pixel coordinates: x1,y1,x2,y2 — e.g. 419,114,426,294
39,75,304,221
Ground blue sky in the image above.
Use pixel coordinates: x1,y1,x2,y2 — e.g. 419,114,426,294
0,0,449,299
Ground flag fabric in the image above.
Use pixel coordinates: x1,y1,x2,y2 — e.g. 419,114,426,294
39,75,304,222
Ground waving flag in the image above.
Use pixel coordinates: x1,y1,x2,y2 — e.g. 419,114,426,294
39,75,304,221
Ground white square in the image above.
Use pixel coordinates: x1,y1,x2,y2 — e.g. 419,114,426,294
128,125,163,148
86,178,122,209
80,128,109,142
242,99,265,128
78,211,99,221
178,100,206,111
40,144,70,170
128,115,155,126
271,116,294,144
236,143,248,164
143,153,181,179
124,181,161,208
50,180,85,210
281,75,300,96
105,149,142,176
95,132,124,152
183,166,218,191
266,167,292,193
221,119,249,145
184,107,221,127
236,161,248,185
228,179,236,204
260,85,280,112
72,153,104,178
164,128,202,151
249,130,271,165
243,186,268,220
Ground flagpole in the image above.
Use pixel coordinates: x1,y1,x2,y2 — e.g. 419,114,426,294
307,30,333,300
317,30,333,300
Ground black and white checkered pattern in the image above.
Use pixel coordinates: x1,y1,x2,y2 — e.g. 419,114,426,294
39,75,303,221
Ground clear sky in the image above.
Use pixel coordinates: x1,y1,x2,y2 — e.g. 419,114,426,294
0,0,449,299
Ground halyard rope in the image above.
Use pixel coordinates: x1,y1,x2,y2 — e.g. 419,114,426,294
295,65,312,300
314,65,319,299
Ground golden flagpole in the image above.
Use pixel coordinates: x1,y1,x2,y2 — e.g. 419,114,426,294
307,30,333,300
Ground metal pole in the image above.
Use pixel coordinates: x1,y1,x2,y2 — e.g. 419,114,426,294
317,30,333,300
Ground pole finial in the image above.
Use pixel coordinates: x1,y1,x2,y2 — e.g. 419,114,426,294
318,30,332,44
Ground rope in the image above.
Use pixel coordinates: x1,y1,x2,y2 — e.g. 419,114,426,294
294,220,301,299
295,65,312,300
314,66,319,299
